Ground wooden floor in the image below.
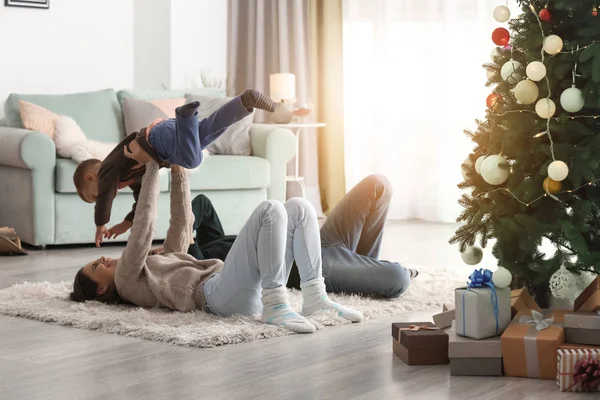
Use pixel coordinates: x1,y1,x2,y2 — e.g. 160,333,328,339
0,221,591,399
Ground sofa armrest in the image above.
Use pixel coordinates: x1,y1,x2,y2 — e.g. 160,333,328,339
0,127,56,245
250,124,296,203
0,127,56,169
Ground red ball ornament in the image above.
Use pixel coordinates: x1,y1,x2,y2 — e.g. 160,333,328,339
486,93,502,108
593,7,598,17
492,28,510,46
539,7,552,21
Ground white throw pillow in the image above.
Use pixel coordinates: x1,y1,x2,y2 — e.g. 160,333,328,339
54,116,116,163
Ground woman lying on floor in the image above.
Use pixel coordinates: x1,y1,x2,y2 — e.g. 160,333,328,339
153,175,419,299
69,155,362,334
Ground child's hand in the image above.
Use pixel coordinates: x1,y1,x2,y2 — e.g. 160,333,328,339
95,225,107,247
124,140,152,166
171,165,184,173
106,220,133,240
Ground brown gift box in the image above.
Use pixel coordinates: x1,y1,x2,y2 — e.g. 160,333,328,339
448,330,502,376
501,309,566,380
574,278,600,312
511,288,541,318
391,322,449,365
564,312,600,346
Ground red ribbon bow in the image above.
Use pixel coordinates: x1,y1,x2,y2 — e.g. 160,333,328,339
573,358,600,391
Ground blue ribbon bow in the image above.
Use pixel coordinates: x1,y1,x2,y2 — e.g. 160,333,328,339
461,268,499,336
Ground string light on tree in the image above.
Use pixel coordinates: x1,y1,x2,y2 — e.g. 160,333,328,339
561,86,585,113
480,155,510,185
526,61,547,82
543,35,564,55
535,98,556,118
461,246,483,265
492,28,511,46
493,5,511,22
514,79,539,104
548,161,569,182
501,59,524,84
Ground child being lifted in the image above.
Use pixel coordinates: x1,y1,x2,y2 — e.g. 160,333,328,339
73,89,275,246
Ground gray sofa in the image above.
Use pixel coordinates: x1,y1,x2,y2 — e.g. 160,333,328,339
0,88,295,246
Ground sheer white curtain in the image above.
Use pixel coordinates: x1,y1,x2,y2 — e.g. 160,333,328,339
343,0,510,222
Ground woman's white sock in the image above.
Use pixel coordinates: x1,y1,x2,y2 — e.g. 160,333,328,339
261,287,315,334
301,277,363,322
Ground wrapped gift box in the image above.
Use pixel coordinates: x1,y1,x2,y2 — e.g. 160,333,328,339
557,348,600,392
564,312,600,346
574,278,600,312
448,330,502,376
560,343,600,351
433,303,455,329
455,287,511,339
501,309,566,380
391,322,449,365
511,288,541,318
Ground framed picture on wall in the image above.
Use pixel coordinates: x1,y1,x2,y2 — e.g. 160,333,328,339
5,0,49,9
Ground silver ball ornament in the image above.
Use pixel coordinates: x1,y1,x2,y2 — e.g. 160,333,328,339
461,246,483,265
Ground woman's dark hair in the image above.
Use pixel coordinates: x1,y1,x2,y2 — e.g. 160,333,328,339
69,267,123,304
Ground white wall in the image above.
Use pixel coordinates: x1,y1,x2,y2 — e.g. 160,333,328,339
170,0,228,90
0,0,228,118
134,0,172,90
0,0,135,117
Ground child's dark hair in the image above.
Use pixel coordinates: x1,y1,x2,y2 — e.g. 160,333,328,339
73,159,101,201
70,267,123,304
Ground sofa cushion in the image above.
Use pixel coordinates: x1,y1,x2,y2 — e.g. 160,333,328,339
117,88,225,106
186,95,255,156
122,97,185,135
55,158,170,194
4,89,125,143
188,155,270,190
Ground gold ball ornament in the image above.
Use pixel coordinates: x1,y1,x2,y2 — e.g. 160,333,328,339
543,177,562,194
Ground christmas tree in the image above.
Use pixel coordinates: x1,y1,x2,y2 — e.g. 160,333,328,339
450,0,600,305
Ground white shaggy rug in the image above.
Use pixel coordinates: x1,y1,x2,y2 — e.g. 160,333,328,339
0,265,468,348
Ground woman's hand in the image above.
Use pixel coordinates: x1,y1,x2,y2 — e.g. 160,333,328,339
171,165,184,173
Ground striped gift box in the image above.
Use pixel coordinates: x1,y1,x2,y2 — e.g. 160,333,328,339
557,349,600,392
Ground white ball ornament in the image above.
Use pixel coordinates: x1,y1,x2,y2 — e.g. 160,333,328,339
514,79,539,104
548,160,569,182
461,246,483,265
543,35,564,55
560,86,585,113
475,156,487,174
501,59,523,84
526,61,547,82
493,5,511,22
480,155,510,185
492,267,513,288
535,98,556,119
549,265,578,300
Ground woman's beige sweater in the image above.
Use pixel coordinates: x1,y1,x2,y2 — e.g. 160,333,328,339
114,162,223,311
